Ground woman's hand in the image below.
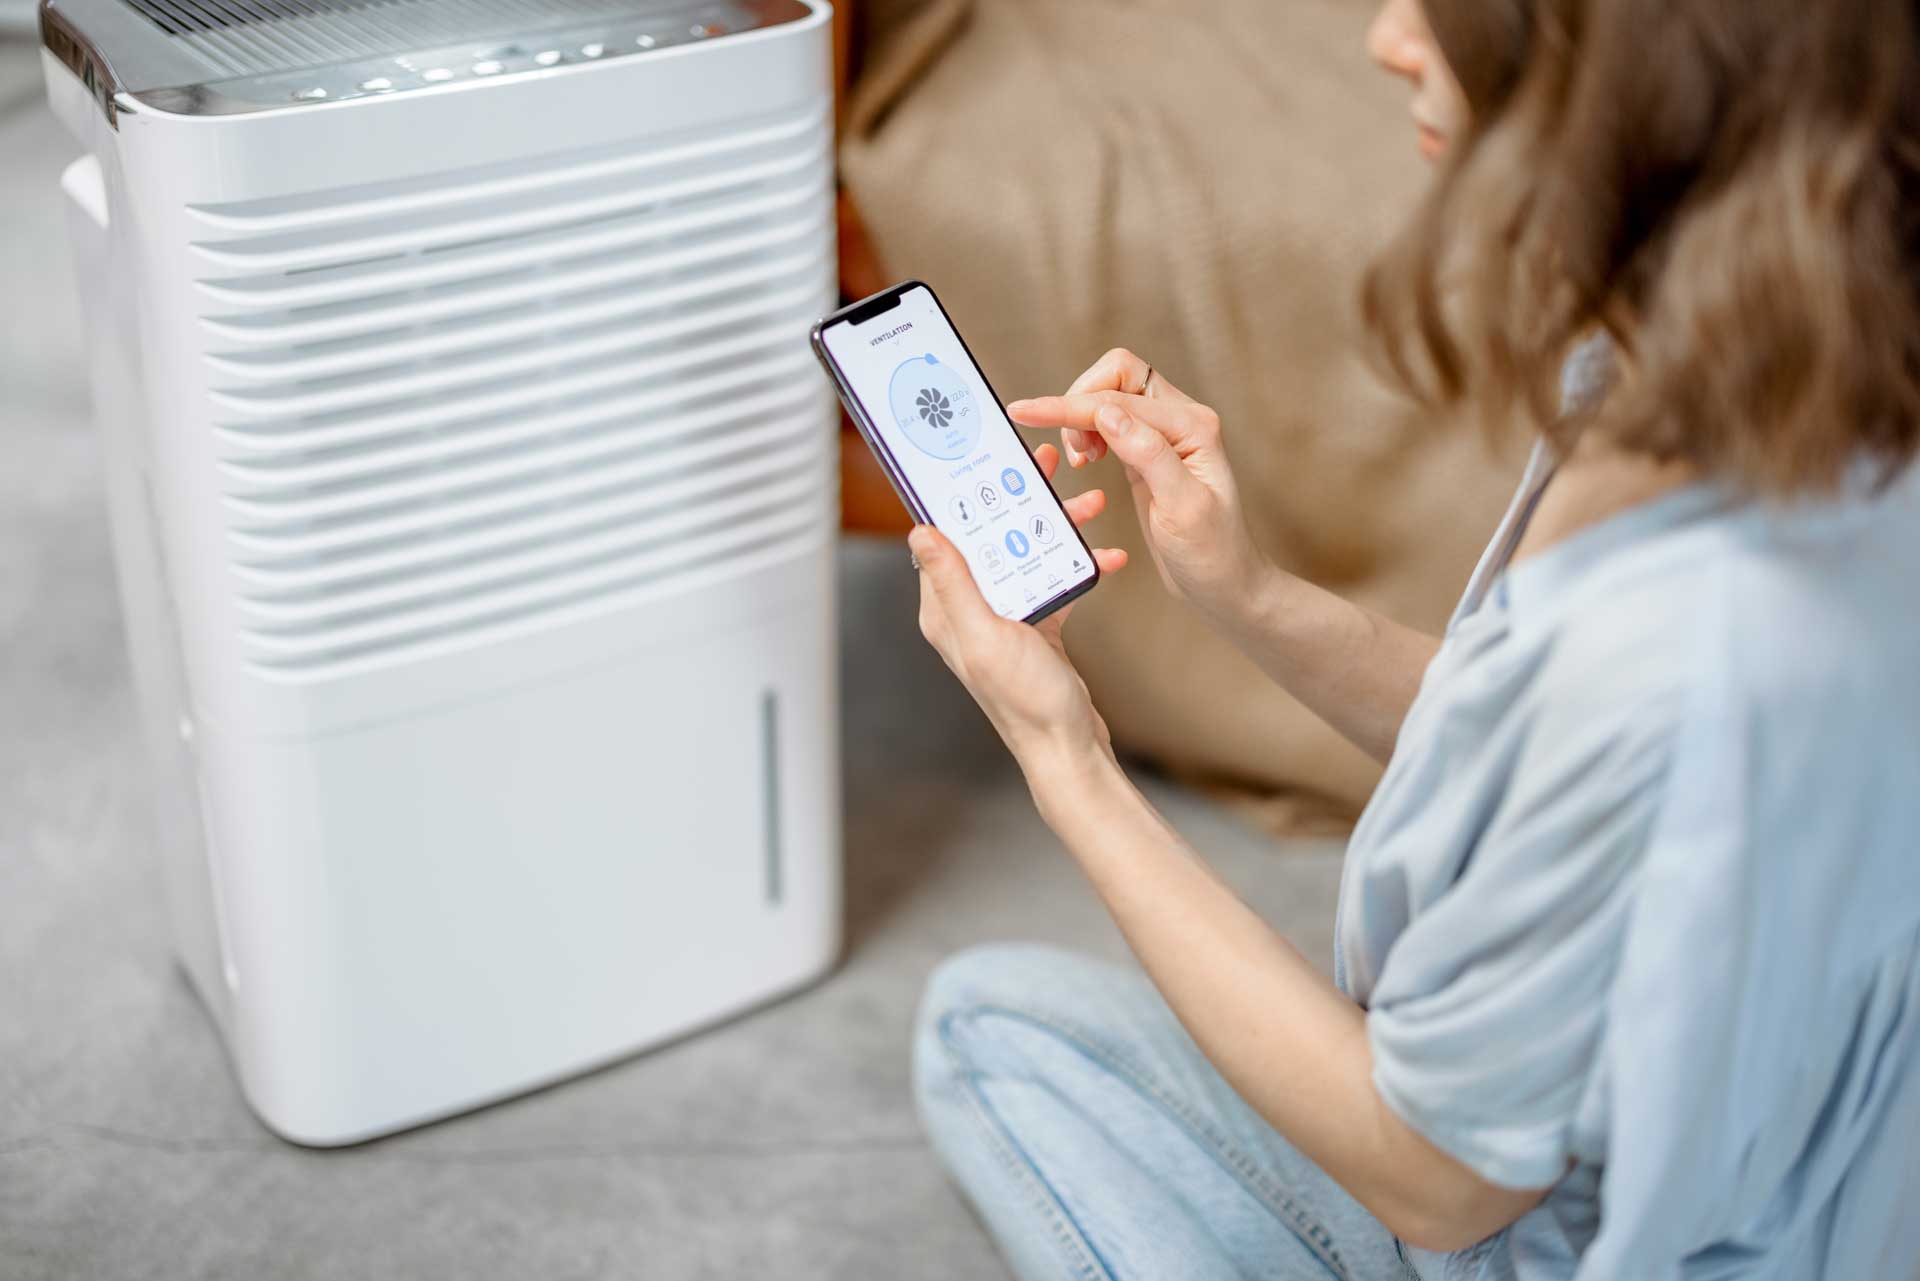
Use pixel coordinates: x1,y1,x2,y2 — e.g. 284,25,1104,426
912,444,1129,778
1007,349,1271,629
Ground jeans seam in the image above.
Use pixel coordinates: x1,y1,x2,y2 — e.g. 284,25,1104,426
939,1011,1117,1281
943,1002,1353,1281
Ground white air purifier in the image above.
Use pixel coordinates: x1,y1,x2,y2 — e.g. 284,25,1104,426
41,0,842,1145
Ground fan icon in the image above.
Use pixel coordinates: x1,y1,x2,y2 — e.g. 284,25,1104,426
915,388,954,429
889,354,980,458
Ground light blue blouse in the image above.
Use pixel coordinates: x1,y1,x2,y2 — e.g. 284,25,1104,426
1334,415,1920,1277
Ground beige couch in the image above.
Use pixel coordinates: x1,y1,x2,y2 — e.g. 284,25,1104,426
837,0,1526,824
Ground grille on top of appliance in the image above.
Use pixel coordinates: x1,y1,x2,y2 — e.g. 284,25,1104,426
124,0,416,36
106,0,800,86
187,102,838,682
123,0,645,61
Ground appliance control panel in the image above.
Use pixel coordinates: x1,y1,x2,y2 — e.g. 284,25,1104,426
117,0,814,117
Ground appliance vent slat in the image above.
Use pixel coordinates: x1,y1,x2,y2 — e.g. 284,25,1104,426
189,134,829,277
213,344,816,476
202,233,825,353
221,386,819,539
187,110,821,235
247,524,830,684
223,390,820,560
241,500,827,661
217,374,820,507
206,257,827,384
237,466,824,627
231,426,821,593
209,307,815,426
189,105,838,681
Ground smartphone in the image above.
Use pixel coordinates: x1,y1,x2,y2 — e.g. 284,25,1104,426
811,281,1101,624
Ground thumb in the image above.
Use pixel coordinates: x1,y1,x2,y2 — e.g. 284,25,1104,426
909,525,999,637
1033,600,1076,646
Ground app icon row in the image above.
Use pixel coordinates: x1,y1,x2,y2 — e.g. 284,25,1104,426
977,515,1057,573
946,467,1031,527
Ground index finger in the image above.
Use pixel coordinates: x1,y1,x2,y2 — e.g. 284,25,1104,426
1058,351,1193,467
1065,348,1195,403
1008,392,1214,455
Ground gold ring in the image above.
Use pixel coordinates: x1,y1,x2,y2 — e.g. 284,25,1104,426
1139,363,1155,396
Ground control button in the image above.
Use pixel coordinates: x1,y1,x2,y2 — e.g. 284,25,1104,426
421,67,454,81
980,544,1006,575
948,494,977,526
580,42,606,58
635,33,657,48
1005,529,1032,559
358,76,393,91
1030,515,1057,544
977,481,1001,510
291,86,329,101
471,59,504,75
1000,467,1027,496
534,49,562,66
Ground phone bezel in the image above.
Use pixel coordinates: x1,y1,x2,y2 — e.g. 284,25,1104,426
811,280,1102,626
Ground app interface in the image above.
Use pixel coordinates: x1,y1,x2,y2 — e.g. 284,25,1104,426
822,287,1096,619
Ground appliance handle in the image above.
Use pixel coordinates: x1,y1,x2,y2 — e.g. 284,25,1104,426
61,153,109,230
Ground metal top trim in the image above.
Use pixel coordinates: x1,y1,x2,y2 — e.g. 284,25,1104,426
41,0,818,124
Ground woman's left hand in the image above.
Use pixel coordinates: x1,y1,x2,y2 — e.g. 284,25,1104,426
912,443,1130,775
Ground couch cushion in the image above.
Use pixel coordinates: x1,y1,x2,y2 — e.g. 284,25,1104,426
840,0,1528,815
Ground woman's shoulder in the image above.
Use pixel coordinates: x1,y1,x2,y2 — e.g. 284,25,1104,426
1520,465,1920,733
1518,468,1920,906
1366,461,1920,908
1429,464,1920,911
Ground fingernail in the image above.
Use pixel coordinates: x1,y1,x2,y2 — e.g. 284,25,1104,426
1098,405,1132,436
1006,398,1033,413
908,526,934,555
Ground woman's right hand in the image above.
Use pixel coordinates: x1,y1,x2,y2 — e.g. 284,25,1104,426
1007,349,1272,627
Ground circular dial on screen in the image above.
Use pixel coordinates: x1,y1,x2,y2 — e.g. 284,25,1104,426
888,353,981,460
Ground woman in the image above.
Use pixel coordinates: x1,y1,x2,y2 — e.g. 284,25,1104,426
903,0,1920,1277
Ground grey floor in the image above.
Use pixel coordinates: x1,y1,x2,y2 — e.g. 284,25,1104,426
0,43,1345,1280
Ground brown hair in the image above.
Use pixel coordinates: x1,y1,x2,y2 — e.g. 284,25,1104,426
1363,0,1920,495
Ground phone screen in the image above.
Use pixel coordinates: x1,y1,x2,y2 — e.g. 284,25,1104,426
816,284,1100,622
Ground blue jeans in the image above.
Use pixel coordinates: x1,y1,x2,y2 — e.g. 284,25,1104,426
914,944,1420,1281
